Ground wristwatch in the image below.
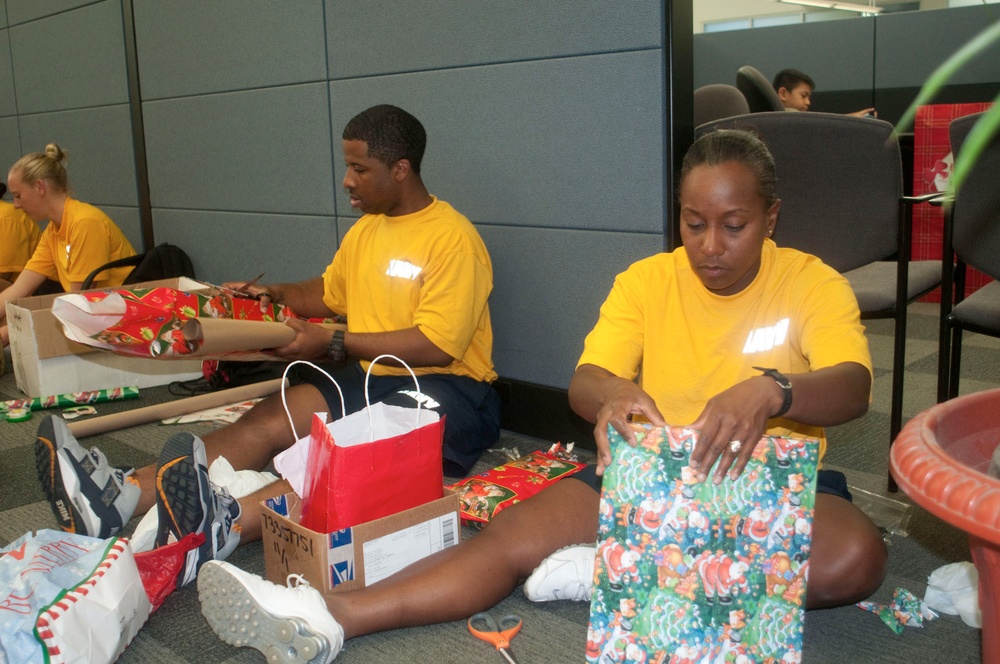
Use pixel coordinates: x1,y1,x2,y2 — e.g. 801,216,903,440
326,329,347,364
753,366,793,418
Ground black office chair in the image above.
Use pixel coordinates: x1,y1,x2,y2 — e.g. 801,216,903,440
698,112,942,490
694,84,750,128
937,112,1000,402
736,65,785,113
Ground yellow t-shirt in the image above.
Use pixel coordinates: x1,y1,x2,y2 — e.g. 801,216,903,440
24,198,136,290
578,240,872,461
0,201,42,272
322,196,496,382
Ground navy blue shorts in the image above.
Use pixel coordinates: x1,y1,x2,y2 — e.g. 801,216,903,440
567,464,853,502
290,361,501,477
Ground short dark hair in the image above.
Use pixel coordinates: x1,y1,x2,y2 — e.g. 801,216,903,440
772,69,815,93
342,105,427,174
681,129,778,208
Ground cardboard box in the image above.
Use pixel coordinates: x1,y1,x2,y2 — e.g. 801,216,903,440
5,277,206,397
261,489,460,595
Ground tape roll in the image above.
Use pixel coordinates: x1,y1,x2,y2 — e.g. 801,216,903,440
5,407,32,423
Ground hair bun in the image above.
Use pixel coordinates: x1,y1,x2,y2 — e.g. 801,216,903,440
44,143,68,163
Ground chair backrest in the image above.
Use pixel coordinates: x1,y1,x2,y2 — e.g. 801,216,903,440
697,112,903,273
735,66,785,113
694,84,751,129
82,243,195,289
949,112,1000,282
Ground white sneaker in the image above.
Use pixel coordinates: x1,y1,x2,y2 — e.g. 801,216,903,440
523,544,596,602
198,560,344,664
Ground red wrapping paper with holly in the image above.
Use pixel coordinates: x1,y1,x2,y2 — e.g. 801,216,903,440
51,286,299,361
446,443,586,527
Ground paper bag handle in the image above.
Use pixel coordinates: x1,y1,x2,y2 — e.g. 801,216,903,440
280,360,347,441
364,354,423,441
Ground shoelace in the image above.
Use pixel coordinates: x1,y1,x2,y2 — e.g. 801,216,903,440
86,447,136,481
286,573,313,590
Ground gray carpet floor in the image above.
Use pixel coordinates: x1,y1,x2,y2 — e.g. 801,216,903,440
0,301,993,663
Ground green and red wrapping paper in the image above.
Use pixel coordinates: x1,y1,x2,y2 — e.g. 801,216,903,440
587,423,818,663
51,286,298,361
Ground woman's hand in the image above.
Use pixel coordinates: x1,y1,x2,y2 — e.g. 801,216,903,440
687,376,780,484
568,364,666,475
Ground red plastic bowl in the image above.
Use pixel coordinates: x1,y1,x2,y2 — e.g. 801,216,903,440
891,387,1000,662
891,387,1000,545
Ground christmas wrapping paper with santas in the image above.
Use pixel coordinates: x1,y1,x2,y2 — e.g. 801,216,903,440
587,423,818,663
51,287,297,361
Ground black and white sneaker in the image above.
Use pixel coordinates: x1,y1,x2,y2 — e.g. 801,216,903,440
155,432,242,587
34,415,140,538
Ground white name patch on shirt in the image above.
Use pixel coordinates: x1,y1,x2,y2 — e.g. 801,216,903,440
386,259,422,280
742,318,790,354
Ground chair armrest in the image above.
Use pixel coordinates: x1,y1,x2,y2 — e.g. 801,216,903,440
81,254,144,290
902,192,949,207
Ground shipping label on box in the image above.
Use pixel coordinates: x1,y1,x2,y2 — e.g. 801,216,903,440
261,489,460,595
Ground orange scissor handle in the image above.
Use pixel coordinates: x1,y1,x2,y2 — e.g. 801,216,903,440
468,612,523,650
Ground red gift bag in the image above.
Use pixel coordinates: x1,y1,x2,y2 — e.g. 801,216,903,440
294,355,445,533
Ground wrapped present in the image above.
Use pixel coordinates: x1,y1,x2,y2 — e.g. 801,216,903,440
447,443,586,527
51,286,299,361
587,423,818,663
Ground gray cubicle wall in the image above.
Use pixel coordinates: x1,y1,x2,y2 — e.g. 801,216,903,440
694,5,1000,124
1,0,143,249
2,0,680,396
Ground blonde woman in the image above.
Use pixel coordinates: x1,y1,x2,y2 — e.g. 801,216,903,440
0,144,136,345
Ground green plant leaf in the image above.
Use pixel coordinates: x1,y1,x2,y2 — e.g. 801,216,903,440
895,20,1000,135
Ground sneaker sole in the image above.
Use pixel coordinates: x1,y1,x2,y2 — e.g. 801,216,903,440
35,423,83,535
34,417,120,537
156,433,211,542
198,561,332,664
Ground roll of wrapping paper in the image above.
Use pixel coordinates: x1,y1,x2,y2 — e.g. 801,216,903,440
66,378,285,439
180,318,296,357
1,386,140,413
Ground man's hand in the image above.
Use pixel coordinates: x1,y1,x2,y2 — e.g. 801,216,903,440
271,318,338,363
220,281,278,317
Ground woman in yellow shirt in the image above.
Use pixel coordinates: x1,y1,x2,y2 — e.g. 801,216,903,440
0,144,136,346
0,182,41,292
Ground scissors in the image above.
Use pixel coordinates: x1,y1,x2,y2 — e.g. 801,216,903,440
198,273,266,300
468,611,522,664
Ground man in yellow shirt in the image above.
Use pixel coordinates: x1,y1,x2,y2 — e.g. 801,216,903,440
35,105,501,587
